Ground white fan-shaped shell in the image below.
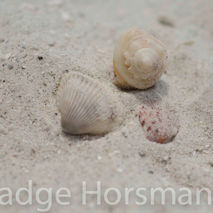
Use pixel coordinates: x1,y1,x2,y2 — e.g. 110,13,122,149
57,72,122,135
113,28,168,89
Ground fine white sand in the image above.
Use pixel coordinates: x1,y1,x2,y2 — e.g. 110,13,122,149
0,0,213,212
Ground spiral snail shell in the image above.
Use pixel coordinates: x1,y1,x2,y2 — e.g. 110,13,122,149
113,28,168,89
57,72,122,135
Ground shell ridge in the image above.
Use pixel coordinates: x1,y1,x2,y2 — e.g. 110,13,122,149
66,81,80,121
73,80,101,123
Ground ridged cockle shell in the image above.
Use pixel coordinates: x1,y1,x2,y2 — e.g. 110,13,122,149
113,28,168,89
57,72,122,135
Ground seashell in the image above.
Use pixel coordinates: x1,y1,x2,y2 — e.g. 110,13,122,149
57,72,122,135
113,28,168,89
139,103,179,144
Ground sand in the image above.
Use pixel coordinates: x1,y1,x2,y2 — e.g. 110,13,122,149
0,0,213,212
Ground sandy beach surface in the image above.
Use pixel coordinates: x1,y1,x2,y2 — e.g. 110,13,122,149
1,0,213,212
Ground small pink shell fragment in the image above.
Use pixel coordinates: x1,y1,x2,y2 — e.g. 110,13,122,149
139,103,179,144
